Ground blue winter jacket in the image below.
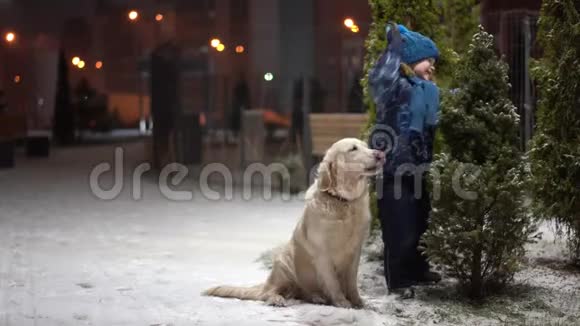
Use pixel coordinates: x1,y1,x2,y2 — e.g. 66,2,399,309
368,31,440,177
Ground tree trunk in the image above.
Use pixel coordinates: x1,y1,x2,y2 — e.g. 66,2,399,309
470,245,483,299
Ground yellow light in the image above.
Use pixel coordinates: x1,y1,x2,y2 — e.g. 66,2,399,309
344,18,355,28
77,60,86,69
5,32,15,43
128,10,139,21
155,14,164,22
216,43,225,52
72,57,80,65
351,25,360,33
13,75,21,83
95,61,103,69
210,38,221,48
235,45,245,53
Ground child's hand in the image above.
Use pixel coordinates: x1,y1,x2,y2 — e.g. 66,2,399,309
386,23,402,49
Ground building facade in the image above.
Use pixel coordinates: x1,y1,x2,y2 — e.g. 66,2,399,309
0,0,371,129
481,0,542,148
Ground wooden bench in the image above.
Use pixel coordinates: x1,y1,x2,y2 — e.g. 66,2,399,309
308,113,367,157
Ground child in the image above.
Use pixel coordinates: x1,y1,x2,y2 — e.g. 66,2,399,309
369,23,441,299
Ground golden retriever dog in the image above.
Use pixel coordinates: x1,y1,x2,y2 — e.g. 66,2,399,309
203,138,385,308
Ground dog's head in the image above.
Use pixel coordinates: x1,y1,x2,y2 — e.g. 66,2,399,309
317,138,386,201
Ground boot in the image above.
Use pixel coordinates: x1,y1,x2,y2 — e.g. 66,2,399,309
414,270,442,284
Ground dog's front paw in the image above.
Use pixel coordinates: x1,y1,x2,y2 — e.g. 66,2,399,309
350,296,364,309
311,295,327,305
334,297,352,309
266,294,287,307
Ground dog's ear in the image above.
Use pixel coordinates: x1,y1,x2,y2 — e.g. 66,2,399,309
318,161,335,192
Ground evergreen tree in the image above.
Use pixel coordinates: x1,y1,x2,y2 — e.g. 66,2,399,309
529,0,580,263
440,0,480,54
421,27,536,299
53,49,75,145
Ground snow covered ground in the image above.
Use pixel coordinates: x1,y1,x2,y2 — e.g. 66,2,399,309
358,226,580,326
0,141,578,326
0,142,388,326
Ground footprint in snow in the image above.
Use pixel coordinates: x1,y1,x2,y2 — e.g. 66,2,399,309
76,282,94,289
73,313,89,321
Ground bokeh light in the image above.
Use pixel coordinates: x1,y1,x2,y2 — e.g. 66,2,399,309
210,38,221,48
5,32,15,43
344,18,355,28
128,10,139,21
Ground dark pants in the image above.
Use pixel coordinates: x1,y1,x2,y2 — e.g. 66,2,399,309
378,175,431,289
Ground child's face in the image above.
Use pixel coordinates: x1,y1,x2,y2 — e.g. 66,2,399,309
413,59,435,81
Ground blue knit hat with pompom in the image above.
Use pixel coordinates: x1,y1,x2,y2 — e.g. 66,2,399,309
398,24,439,64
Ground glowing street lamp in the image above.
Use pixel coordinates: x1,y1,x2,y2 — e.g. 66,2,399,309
235,45,245,54
77,60,86,69
95,61,103,69
216,43,225,52
5,32,16,43
264,72,274,82
155,14,164,22
210,38,221,48
72,57,81,66
344,18,355,28
128,10,139,21
351,25,360,33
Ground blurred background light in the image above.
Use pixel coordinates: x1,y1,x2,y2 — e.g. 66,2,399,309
344,18,354,28
5,31,15,43
210,38,221,48
128,10,138,21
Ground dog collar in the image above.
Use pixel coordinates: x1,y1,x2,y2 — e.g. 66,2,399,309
322,190,349,202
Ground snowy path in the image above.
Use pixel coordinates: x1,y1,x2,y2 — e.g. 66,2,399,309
0,142,388,326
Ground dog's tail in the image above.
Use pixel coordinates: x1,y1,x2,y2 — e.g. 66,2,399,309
203,284,265,301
